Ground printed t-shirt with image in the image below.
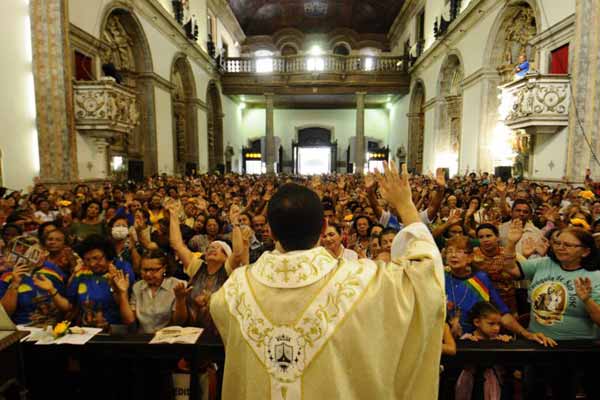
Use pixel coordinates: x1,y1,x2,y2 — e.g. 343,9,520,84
520,257,600,340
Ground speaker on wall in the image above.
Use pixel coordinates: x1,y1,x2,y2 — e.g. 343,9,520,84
495,166,512,182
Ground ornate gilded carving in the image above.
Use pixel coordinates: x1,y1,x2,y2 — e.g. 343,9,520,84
102,15,135,71
496,6,537,83
502,74,570,135
74,80,139,135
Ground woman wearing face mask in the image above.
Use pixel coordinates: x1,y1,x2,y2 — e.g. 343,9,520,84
321,224,358,261
108,216,141,275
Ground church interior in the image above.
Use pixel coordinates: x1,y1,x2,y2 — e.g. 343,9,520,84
2,0,600,399
1,0,590,186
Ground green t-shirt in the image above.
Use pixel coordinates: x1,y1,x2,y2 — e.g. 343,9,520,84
520,257,600,340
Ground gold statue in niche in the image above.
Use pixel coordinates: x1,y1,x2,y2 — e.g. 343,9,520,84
102,15,135,72
497,6,537,83
512,130,531,178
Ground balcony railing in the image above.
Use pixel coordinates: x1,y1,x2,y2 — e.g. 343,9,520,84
502,73,570,135
73,79,139,137
222,54,406,74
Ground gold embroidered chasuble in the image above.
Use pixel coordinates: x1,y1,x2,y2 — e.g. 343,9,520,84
210,222,446,400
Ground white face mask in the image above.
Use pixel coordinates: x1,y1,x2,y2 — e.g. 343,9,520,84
112,226,129,240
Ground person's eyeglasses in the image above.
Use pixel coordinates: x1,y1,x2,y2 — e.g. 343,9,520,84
552,240,584,249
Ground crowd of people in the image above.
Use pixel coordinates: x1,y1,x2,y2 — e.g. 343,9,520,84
1,169,600,399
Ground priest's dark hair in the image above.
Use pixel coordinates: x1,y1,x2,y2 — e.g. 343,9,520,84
267,183,324,251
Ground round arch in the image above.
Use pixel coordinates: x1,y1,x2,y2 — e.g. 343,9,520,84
99,4,158,177
407,80,426,173
206,81,224,173
171,54,199,176
435,52,464,175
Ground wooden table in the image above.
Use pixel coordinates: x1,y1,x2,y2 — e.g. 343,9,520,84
0,331,28,399
21,332,225,400
441,340,600,400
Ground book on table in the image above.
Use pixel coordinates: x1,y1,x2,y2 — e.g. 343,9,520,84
150,326,203,344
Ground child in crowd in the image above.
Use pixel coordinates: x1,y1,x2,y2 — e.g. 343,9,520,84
455,301,511,400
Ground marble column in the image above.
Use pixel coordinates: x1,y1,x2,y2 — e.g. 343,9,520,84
355,92,366,174
566,0,600,181
265,93,275,174
30,0,78,182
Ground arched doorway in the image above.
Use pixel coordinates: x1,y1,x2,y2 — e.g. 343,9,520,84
436,53,464,176
171,55,198,176
100,6,157,177
206,82,224,173
480,1,539,174
407,81,426,173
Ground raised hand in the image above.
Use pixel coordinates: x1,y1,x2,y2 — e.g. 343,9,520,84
32,273,55,292
496,181,507,194
10,265,30,287
375,161,413,210
173,281,192,300
535,238,550,257
364,174,376,192
164,199,182,216
112,269,130,294
521,237,537,258
574,277,593,302
229,204,241,225
507,219,524,244
435,168,446,188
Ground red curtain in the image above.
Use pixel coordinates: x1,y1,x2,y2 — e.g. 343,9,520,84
550,44,569,74
74,51,94,81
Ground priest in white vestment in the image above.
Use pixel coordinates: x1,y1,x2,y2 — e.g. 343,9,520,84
210,163,446,400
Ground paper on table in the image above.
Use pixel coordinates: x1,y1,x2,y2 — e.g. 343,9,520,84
54,327,102,345
150,326,203,344
17,326,103,345
16,325,45,342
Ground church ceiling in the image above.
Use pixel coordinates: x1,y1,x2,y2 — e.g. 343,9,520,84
227,0,406,35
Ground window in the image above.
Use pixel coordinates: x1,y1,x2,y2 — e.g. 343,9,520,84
333,44,350,56
550,44,569,74
307,45,325,71
298,147,331,175
255,50,273,73
416,9,425,56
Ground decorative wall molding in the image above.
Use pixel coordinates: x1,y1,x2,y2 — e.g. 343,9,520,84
409,0,499,76
461,67,500,90
138,72,176,91
74,80,140,136
242,28,389,55
502,73,570,135
130,0,217,75
388,0,421,45
207,0,246,44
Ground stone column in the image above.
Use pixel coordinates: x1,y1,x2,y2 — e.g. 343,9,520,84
93,138,110,179
265,93,275,174
566,0,600,181
355,92,366,174
407,112,423,173
30,0,78,183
